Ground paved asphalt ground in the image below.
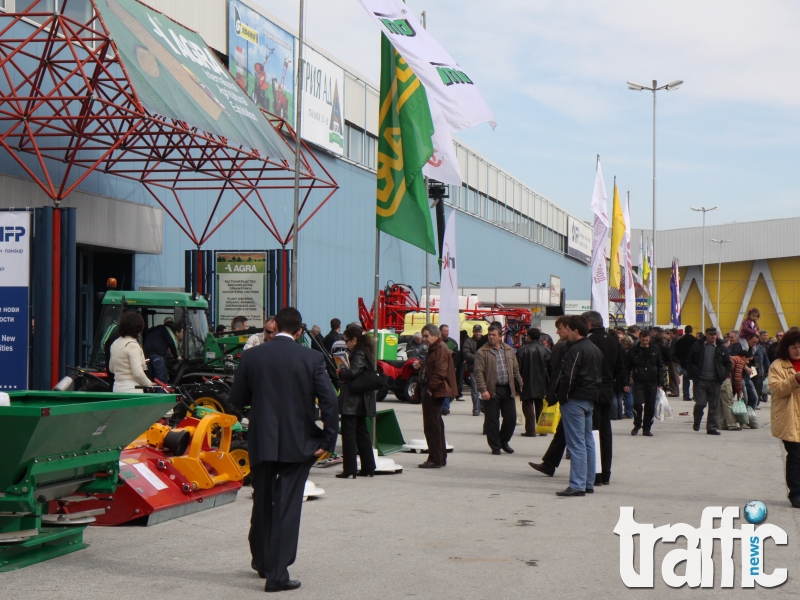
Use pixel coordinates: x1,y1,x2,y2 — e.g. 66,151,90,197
4,396,800,599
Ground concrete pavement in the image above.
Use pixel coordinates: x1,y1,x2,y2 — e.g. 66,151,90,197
3,397,799,599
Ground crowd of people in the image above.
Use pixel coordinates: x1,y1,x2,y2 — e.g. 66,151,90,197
105,304,800,591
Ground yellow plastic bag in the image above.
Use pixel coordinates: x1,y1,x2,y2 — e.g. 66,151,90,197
537,400,560,434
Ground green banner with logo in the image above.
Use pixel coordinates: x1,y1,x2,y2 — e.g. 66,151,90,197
376,34,435,255
96,0,292,161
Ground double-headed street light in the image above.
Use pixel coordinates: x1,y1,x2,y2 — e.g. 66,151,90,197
627,79,683,325
690,206,717,331
710,238,733,331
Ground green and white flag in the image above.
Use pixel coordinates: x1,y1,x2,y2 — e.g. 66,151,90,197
376,34,436,254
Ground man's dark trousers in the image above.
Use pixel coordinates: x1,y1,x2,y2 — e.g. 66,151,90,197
542,418,566,469
422,396,447,465
482,384,516,451
682,373,692,400
521,398,543,436
693,378,721,432
593,383,613,482
250,458,316,586
633,382,658,433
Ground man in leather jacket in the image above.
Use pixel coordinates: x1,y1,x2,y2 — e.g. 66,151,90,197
686,327,732,434
626,329,667,436
552,315,603,497
516,327,551,436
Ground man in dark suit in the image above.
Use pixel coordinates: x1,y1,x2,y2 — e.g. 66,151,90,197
323,318,343,353
228,307,339,593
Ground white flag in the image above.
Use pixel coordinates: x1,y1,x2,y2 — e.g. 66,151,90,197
358,0,496,133
422,98,462,185
590,159,609,327
439,210,460,347
622,194,636,326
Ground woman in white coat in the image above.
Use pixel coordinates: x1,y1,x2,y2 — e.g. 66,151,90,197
109,312,153,392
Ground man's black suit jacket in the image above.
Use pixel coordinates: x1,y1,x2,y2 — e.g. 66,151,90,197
228,335,339,464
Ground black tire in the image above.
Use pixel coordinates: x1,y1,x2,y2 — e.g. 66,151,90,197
403,375,420,403
230,439,251,486
376,388,388,402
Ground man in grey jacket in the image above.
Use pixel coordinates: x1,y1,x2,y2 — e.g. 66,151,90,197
516,328,551,436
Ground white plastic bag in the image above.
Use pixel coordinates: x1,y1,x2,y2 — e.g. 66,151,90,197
656,388,672,421
747,406,760,429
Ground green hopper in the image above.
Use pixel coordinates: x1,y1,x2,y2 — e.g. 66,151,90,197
0,391,176,571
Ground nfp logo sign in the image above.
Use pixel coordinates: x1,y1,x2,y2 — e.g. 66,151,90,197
614,505,788,589
0,226,25,242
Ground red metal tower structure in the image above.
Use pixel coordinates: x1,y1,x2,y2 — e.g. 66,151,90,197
0,0,337,248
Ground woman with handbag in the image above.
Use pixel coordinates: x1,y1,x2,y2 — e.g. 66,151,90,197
768,329,800,509
335,326,378,479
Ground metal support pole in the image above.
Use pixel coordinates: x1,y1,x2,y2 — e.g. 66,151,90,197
290,0,306,307
717,244,722,328
425,251,430,324
373,228,380,369
651,80,657,326
701,211,706,331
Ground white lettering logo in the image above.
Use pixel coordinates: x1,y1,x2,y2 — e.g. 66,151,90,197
614,505,787,588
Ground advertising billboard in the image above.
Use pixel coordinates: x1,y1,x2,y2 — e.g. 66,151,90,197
299,43,345,155
96,0,291,161
228,0,295,127
0,211,30,390
215,252,266,329
567,216,592,265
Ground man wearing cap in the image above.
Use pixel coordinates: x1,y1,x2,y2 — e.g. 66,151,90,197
686,327,732,435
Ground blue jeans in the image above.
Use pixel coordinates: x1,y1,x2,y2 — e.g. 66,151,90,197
743,375,758,409
148,354,169,385
561,399,596,491
610,391,624,419
467,374,481,413
442,396,452,411
623,388,634,418
682,374,692,400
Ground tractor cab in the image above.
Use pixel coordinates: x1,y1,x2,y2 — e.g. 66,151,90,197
88,291,211,382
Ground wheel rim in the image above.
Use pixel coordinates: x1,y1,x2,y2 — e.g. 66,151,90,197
230,448,250,478
407,381,417,398
193,396,225,413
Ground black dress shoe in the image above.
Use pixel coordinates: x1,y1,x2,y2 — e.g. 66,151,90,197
491,449,501,455
442,409,450,415
528,462,555,476
631,426,640,436
501,443,514,454
643,431,653,437
556,487,585,497
265,580,301,592
707,430,721,435
335,471,356,479
519,433,537,437
585,488,595,494
790,497,800,509
692,423,700,432
357,470,375,477
418,461,443,468
594,474,603,486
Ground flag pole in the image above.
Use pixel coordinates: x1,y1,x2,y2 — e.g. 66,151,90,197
290,0,306,307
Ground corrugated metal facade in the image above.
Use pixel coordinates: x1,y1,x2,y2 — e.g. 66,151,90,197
634,217,800,269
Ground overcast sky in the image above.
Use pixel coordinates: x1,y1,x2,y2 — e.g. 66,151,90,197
258,0,800,231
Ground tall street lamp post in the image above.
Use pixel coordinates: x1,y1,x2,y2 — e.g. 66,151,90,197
710,238,732,330
627,79,683,325
690,206,717,331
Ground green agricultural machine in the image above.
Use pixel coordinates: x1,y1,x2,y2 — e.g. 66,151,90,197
0,391,177,571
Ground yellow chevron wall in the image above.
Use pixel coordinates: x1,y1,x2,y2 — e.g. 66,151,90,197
655,258,800,333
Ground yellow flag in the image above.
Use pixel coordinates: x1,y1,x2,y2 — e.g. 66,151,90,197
643,252,651,281
609,183,625,288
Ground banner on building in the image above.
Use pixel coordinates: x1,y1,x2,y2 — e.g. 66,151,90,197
566,216,592,265
549,275,562,306
95,0,291,161
299,44,345,155
215,252,266,328
0,211,30,390
228,0,295,127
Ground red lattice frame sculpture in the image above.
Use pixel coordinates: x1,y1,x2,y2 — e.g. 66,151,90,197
0,0,338,247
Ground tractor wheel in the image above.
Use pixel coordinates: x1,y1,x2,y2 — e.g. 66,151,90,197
189,390,241,418
376,388,388,402
230,439,251,486
403,376,420,404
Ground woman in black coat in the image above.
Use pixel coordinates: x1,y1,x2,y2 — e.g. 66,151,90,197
335,326,378,478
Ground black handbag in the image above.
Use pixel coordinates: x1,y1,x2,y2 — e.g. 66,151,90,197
349,369,386,394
